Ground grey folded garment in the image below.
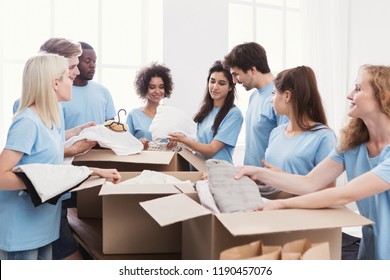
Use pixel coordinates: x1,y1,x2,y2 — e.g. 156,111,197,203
206,159,263,213
258,184,281,198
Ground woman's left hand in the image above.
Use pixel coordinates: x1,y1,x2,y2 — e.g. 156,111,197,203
92,168,121,184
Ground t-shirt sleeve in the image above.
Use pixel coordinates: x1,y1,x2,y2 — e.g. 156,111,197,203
329,147,344,164
314,130,337,165
126,112,136,135
104,88,117,120
214,107,243,147
5,117,38,155
371,157,390,184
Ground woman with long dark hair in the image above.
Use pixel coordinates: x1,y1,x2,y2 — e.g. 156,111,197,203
257,66,337,199
169,61,243,163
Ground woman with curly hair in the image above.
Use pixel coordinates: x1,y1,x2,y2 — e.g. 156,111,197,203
126,62,174,147
235,65,390,260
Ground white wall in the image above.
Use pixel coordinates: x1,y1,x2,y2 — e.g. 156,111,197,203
162,0,390,165
163,0,229,118
347,0,390,85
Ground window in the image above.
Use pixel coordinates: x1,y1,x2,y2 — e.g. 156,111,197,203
228,0,302,146
0,0,163,147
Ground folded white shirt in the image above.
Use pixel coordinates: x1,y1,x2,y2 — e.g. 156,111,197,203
149,105,197,143
13,164,92,206
121,170,191,185
195,179,221,214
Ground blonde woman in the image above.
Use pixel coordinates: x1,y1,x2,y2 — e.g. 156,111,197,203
0,54,120,260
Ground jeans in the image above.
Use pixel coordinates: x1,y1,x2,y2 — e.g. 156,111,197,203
0,243,52,260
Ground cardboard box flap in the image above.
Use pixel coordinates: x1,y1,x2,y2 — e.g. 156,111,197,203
178,148,206,172
74,149,175,164
99,182,180,196
140,193,211,226
174,182,197,194
216,207,372,237
71,176,106,192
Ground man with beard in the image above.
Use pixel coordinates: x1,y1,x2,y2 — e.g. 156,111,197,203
223,42,288,167
61,41,116,130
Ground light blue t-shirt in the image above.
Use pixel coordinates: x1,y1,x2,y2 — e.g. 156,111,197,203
265,123,336,174
61,81,116,129
331,144,390,260
0,108,64,251
126,108,153,140
244,82,288,167
196,106,243,163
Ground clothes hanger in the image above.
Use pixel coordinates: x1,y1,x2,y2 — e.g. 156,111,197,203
104,109,128,132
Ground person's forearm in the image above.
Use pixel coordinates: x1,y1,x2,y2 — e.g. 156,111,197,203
256,169,323,195
0,172,26,190
277,186,353,209
182,139,219,157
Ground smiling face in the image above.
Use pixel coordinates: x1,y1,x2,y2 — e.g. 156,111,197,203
347,70,379,119
208,71,231,107
146,76,165,104
230,66,255,91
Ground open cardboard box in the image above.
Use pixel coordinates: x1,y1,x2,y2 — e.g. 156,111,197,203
72,147,205,172
140,194,373,260
98,171,204,254
73,148,205,219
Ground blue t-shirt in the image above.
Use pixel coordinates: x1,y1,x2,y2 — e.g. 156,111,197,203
0,108,64,251
61,81,116,129
196,106,243,163
244,83,288,166
126,108,153,140
331,144,390,260
266,123,336,174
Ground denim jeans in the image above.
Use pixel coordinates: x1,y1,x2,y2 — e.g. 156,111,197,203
0,243,52,260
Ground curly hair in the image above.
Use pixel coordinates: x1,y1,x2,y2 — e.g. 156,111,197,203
134,62,174,99
338,65,390,151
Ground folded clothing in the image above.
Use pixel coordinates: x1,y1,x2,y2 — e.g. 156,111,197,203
195,179,221,214
13,164,92,207
121,170,191,185
149,105,197,142
64,124,143,158
206,159,263,213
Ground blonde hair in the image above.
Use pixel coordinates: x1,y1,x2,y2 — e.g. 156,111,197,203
339,65,390,151
15,53,69,128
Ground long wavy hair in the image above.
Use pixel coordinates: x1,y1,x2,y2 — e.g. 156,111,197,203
194,61,237,136
339,65,390,151
274,65,328,130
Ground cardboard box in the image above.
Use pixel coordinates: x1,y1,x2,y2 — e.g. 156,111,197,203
74,148,205,219
140,194,372,260
99,171,204,254
72,147,205,172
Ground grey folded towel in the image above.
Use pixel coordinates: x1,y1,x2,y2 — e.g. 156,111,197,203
206,159,263,213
